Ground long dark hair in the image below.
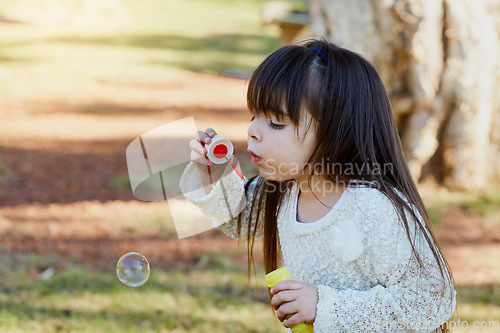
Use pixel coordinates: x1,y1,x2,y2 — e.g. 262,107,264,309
241,39,454,332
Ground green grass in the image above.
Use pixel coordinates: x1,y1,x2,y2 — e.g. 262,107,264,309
425,186,500,228
108,173,131,189
0,251,285,333
1,249,499,332
0,1,284,330
422,187,500,331
1,1,499,331
458,189,500,216
453,285,500,332
0,0,281,88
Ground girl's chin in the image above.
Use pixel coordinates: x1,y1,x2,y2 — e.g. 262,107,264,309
257,169,292,182
255,168,277,181
259,174,280,181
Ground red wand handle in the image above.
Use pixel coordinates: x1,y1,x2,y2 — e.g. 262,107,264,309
225,156,244,181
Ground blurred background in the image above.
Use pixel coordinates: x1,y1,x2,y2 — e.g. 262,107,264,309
0,0,499,332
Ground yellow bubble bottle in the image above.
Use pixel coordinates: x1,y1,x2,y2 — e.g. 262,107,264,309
265,266,314,333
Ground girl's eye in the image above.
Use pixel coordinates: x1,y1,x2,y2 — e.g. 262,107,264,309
269,120,285,129
249,115,284,129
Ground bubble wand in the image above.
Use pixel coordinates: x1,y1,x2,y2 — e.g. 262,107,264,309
206,135,244,181
205,135,244,221
223,156,244,180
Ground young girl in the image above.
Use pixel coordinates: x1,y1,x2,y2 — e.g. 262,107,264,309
180,39,456,332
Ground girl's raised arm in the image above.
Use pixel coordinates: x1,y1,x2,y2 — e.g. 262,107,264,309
180,129,265,240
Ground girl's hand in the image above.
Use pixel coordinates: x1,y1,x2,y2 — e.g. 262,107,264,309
189,128,217,164
270,280,319,328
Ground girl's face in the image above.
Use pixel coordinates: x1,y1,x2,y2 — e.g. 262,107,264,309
247,111,317,182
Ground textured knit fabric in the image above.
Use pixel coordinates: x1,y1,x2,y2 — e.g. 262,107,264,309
180,162,457,332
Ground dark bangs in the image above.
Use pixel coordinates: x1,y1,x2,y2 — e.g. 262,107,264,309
246,45,319,127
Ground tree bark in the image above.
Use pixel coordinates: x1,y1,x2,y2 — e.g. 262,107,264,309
309,0,500,190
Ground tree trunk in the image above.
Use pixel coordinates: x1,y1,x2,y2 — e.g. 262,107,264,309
309,0,500,190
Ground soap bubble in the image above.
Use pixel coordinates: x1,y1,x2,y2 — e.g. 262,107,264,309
116,252,150,287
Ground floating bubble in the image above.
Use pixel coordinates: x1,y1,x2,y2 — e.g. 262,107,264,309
116,252,150,287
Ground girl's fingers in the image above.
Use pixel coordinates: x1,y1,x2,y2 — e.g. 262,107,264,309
196,131,211,145
271,280,303,294
275,301,299,323
271,290,296,310
283,312,306,329
189,139,207,155
196,128,216,145
205,128,217,138
191,128,216,164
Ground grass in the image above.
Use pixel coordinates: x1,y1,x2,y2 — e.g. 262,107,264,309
0,0,281,88
453,285,500,332
459,189,500,216
1,0,499,331
424,186,500,228
0,252,285,333
0,1,285,331
1,245,499,332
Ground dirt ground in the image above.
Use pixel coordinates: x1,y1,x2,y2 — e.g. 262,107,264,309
1,70,499,286
0,71,258,273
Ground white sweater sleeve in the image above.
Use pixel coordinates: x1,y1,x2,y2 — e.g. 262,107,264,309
313,206,456,332
179,161,265,240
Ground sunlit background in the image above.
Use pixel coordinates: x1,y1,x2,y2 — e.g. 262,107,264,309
0,0,499,332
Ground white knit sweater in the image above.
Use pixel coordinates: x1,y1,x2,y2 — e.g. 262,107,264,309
180,162,457,332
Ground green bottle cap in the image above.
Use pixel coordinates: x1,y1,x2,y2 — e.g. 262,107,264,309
265,266,292,289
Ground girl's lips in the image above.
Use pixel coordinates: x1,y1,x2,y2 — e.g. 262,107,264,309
248,150,262,163
251,156,261,163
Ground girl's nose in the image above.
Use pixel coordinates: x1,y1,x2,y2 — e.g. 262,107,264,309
247,120,261,142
